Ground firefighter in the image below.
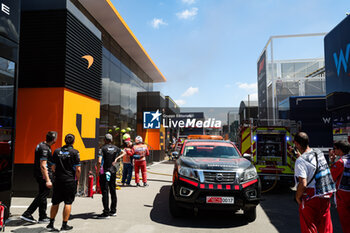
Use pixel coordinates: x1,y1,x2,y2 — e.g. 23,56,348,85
330,140,350,233
121,137,134,186
133,136,149,187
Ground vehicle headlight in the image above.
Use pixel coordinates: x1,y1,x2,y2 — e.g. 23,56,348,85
178,166,197,180
243,166,258,181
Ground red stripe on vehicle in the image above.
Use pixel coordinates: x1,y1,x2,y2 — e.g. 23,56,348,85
234,185,240,190
209,184,214,189
242,179,258,188
217,185,222,189
200,184,205,189
179,177,198,187
226,185,231,190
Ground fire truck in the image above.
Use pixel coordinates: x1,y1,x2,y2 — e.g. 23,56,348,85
239,120,297,185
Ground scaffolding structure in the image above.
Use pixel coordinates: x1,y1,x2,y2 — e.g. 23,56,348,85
257,33,327,121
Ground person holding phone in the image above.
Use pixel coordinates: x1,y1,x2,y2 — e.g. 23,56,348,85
96,134,125,218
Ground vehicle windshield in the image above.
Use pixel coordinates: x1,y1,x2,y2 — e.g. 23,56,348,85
183,144,240,158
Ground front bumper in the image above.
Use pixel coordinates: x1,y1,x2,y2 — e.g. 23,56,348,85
172,176,261,211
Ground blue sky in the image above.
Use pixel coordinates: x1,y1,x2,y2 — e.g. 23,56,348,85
112,0,349,107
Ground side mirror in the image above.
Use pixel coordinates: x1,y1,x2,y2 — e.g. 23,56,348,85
243,153,253,162
172,151,179,159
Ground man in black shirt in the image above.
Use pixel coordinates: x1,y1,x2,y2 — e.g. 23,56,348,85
21,131,57,224
96,133,125,218
46,134,81,232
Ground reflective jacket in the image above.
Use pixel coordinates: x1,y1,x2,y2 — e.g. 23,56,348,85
133,144,149,162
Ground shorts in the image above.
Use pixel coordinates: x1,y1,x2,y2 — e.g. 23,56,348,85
52,181,76,205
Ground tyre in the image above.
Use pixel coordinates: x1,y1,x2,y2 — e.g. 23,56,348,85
169,187,182,218
244,206,257,222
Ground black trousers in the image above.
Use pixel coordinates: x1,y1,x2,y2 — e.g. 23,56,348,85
24,178,50,219
100,173,117,214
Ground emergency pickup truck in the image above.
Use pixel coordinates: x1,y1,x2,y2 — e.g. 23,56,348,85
169,135,261,222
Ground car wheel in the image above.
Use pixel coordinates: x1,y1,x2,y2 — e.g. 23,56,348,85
169,187,182,218
244,206,257,222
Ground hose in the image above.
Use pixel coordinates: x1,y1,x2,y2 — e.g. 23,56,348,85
261,163,279,193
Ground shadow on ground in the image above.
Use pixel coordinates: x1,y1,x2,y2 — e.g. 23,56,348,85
260,184,342,233
10,227,48,233
5,218,47,233
150,185,248,228
6,212,100,232
70,212,99,220
6,217,36,227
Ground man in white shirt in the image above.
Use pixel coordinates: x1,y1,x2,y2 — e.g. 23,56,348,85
294,132,334,233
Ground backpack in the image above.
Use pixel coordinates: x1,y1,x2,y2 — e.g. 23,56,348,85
304,149,336,197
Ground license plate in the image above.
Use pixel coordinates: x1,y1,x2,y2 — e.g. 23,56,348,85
264,175,280,180
206,196,234,204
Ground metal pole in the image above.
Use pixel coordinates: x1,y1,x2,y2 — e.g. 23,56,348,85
271,38,276,124
248,94,250,120
227,112,230,137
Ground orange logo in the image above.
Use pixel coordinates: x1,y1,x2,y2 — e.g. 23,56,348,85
81,55,94,69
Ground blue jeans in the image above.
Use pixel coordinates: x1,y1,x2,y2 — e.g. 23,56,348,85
122,163,133,185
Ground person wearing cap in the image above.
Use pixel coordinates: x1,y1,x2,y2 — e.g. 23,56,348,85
96,133,126,218
330,140,350,233
21,131,57,224
133,136,150,187
121,137,134,186
46,134,81,232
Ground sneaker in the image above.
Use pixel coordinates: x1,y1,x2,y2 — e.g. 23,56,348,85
109,212,117,217
98,213,110,219
60,224,73,231
136,183,141,187
38,217,50,224
20,214,37,223
46,223,59,232
144,183,149,187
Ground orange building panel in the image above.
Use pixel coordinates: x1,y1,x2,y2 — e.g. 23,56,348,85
15,88,64,164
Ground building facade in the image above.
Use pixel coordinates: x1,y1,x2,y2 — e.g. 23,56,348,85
324,15,350,142
9,0,165,202
258,34,326,121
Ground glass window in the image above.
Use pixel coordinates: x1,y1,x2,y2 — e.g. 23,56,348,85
101,55,110,106
0,57,15,130
183,144,240,158
0,57,15,193
109,63,121,109
100,45,153,145
120,70,130,117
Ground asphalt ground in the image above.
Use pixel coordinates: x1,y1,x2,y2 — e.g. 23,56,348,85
5,160,343,233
